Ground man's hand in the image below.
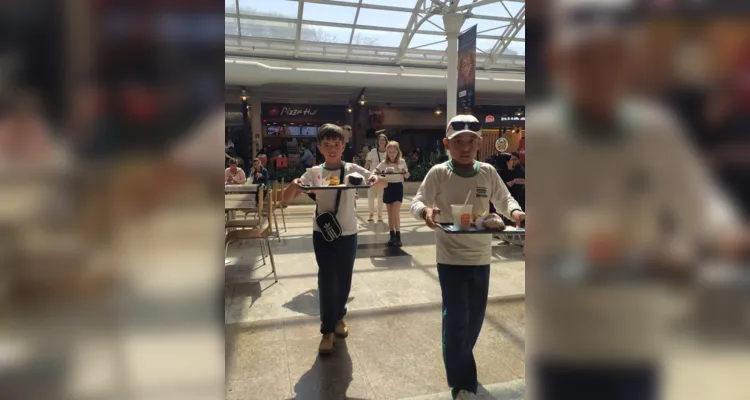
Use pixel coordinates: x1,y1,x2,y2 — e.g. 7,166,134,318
423,207,441,229
511,210,525,228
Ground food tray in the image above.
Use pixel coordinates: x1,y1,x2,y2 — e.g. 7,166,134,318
437,223,507,234
298,184,372,191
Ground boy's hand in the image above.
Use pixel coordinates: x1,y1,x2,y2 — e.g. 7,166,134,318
370,175,388,188
423,207,441,229
511,210,525,228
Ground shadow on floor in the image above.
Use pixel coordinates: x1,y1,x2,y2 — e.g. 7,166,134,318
283,289,320,317
289,340,368,400
282,289,356,317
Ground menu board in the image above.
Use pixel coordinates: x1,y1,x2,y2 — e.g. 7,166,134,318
301,126,317,136
267,126,286,136
267,125,307,136
285,126,301,136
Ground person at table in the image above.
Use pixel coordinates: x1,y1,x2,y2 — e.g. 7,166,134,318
501,152,525,211
250,158,269,185
225,159,246,184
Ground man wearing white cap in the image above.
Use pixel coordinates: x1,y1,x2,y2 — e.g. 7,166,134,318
411,114,525,400
528,1,741,399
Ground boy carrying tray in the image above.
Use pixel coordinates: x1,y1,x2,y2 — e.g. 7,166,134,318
284,124,387,354
410,115,525,400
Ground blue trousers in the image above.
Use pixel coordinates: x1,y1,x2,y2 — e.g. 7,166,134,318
313,232,358,334
437,263,490,396
535,361,658,400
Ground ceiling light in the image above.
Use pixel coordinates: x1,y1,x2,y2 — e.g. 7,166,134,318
434,106,443,115
347,104,353,113
358,95,366,106
240,87,247,102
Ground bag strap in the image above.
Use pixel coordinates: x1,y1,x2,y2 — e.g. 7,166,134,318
332,164,346,216
314,163,347,218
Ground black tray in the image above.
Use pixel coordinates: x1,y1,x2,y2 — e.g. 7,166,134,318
298,184,372,191
437,223,507,234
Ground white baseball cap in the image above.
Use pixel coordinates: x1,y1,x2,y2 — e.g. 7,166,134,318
446,114,482,139
552,0,635,50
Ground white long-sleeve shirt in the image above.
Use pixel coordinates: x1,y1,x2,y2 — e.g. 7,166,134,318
410,161,522,266
527,98,740,365
300,163,373,236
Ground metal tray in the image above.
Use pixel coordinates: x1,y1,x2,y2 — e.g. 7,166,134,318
298,184,372,191
437,223,507,234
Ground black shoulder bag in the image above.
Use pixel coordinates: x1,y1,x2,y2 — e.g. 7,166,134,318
315,165,346,242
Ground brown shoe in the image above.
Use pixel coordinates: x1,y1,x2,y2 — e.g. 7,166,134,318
335,320,349,338
318,333,335,355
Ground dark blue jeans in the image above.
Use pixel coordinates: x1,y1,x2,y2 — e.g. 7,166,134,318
535,361,658,400
313,232,358,334
437,263,490,397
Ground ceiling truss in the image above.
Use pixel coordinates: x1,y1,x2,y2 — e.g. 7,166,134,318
225,0,525,71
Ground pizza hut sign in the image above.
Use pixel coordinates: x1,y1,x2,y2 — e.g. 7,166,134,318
280,107,319,117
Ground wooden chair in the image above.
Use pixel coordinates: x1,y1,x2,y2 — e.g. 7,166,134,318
225,189,277,282
271,180,287,233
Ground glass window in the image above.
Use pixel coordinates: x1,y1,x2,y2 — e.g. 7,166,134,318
409,33,447,51
303,3,358,25
300,24,353,44
356,8,412,29
351,29,402,47
225,17,239,36
362,0,418,8
504,40,524,56
237,0,299,19
240,18,297,40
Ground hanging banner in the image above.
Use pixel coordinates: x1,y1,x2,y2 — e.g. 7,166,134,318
457,25,477,109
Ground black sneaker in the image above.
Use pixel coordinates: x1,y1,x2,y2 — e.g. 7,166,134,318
387,231,395,246
394,232,402,247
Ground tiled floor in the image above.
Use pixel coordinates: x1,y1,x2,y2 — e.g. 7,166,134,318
225,200,526,400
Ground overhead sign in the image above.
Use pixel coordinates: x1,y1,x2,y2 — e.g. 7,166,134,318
457,25,477,109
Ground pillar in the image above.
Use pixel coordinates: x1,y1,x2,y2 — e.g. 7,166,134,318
443,13,465,122
250,96,262,160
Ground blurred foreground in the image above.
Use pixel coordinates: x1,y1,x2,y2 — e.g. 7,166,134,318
0,1,224,399
526,0,750,399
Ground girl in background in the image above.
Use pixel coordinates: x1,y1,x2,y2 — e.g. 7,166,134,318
364,133,388,222
376,141,409,246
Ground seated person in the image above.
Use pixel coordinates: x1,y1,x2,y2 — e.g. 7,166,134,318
250,158,269,185
225,159,246,184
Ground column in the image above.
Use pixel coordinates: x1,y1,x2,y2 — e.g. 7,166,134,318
250,96,262,160
443,13,465,121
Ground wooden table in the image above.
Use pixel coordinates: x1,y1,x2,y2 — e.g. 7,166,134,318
225,184,265,221
225,184,261,194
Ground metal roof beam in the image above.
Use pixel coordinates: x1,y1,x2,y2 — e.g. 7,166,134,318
293,0,304,58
